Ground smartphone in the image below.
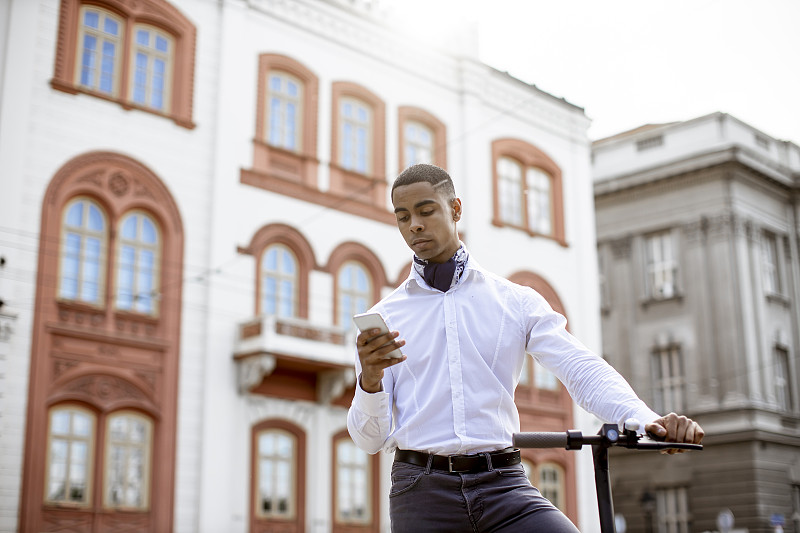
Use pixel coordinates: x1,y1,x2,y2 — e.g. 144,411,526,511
352,312,404,359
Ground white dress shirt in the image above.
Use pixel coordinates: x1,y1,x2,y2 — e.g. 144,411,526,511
347,255,660,455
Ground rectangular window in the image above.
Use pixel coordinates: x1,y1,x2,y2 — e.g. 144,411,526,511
526,167,552,235
497,157,524,226
652,345,685,414
762,232,781,294
340,98,372,174
645,231,677,299
335,439,371,524
267,72,303,151
60,199,106,305
105,413,152,509
775,346,793,411
257,430,295,518
130,25,173,111
656,487,690,533
403,121,433,167
76,7,123,95
116,213,160,315
46,407,95,505
261,244,298,318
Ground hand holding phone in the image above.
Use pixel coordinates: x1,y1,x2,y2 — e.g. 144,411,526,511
352,312,404,359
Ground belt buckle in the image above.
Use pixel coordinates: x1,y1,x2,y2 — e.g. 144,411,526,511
447,455,469,473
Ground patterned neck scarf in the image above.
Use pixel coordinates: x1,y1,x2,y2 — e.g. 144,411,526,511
413,245,469,292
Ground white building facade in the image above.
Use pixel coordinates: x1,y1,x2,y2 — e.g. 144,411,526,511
0,0,605,531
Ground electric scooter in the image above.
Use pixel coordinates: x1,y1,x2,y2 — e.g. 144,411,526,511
513,419,703,533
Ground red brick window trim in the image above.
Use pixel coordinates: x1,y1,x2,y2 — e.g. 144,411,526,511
491,139,566,246
51,0,196,128
329,81,387,208
239,223,316,320
397,106,447,172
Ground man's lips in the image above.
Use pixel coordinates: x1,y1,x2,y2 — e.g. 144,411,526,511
411,238,431,247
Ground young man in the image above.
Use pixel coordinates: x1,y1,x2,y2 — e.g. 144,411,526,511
347,164,703,531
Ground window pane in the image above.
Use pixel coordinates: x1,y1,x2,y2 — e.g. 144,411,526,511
498,157,523,226
77,8,122,95
338,262,371,328
105,413,152,509
526,168,552,235
116,213,159,315
130,25,173,111
261,245,297,318
265,71,303,151
60,200,106,304
257,429,296,518
47,408,94,505
340,98,371,173
336,439,371,524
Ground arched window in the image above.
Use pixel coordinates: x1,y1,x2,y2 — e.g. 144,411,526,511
104,411,152,509
255,428,296,519
75,6,123,95
116,211,160,315
45,406,96,505
492,139,565,245
337,261,372,328
398,106,447,172
59,198,107,304
266,71,303,151
130,24,174,112
334,437,371,525
261,244,298,318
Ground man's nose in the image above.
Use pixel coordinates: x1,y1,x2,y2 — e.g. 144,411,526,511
410,218,424,232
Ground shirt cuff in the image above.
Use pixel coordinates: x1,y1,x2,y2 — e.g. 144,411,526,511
631,408,662,434
354,378,390,418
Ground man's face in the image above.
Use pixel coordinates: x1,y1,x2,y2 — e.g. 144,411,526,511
392,181,462,263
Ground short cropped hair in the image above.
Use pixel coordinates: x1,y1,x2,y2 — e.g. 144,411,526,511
392,164,456,200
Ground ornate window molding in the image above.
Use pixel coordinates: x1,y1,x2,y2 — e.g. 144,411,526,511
51,0,196,128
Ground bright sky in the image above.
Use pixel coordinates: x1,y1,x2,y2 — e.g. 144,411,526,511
391,0,800,144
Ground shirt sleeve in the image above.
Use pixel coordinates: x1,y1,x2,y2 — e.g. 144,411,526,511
523,289,660,431
346,349,395,454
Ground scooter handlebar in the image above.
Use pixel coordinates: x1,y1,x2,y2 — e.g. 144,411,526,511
512,432,569,449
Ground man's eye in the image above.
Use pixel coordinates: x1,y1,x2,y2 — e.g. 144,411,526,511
398,216,409,222
421,210,434,216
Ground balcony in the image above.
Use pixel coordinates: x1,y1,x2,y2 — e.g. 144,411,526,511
233,315,356,406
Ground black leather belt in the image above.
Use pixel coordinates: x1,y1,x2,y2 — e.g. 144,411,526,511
395,448,521,473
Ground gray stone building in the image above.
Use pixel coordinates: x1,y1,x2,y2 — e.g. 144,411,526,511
593,112,800,533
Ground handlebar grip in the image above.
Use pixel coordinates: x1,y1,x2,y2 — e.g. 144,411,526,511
513,432,569,449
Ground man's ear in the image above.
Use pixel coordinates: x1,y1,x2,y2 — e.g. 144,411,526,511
452,198,462,221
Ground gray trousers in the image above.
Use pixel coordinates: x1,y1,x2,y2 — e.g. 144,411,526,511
389,460,581,532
